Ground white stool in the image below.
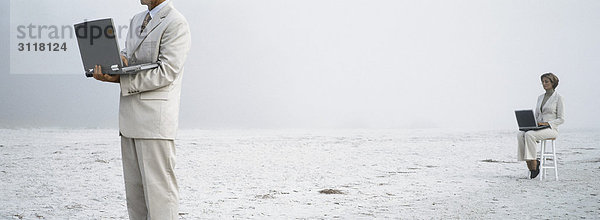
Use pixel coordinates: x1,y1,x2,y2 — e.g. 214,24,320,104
538,138,558,181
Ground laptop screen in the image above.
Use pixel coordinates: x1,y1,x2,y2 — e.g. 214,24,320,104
515,110,537,128
74,18,122,76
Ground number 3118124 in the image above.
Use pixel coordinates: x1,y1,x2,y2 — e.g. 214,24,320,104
18,42,67,52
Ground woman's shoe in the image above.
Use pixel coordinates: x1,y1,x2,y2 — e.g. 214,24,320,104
530,159,541,179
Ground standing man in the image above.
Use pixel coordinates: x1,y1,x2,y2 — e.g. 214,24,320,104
92,0,191,219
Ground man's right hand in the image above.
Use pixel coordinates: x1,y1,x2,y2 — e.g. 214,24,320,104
121,55,129,67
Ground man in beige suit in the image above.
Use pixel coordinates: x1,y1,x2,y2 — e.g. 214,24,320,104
92,0,191,219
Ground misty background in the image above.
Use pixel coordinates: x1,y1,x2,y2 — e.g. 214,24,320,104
1,0,599,130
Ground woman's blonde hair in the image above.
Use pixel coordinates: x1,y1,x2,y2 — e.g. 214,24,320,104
541,72,559,89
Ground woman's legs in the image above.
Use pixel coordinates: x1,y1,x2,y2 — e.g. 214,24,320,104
526,160,538,171
517,131,527,161
517,129,557,172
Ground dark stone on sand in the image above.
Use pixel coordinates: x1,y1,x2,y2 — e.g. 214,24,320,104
319,189,344,194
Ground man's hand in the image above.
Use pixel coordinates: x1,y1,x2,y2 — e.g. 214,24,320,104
121,55,129,67
92,65,120,83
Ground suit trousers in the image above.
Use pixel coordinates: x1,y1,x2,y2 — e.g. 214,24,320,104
121,137,179,220
517,128,558,161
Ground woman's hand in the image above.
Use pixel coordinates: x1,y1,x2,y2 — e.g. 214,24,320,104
538,122,549,126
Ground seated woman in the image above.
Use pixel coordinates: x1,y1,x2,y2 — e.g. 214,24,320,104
517,72,565,179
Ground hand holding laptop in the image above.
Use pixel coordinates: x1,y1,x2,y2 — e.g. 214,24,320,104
121,55,128,67
92,55,128,83
92,65,120,83
74,18,158,77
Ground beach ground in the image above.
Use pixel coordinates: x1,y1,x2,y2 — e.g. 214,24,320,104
1,128,599,219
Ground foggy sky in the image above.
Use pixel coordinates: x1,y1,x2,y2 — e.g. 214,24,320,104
1,0,599,130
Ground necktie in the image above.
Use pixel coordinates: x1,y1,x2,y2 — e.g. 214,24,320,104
140,12,152,34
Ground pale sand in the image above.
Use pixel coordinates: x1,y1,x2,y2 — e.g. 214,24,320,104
1,128,598,219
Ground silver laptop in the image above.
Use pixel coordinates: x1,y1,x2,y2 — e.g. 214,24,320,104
515,110,550,131
74,18,158,77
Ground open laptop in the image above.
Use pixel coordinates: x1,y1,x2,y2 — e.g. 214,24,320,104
74,18,158,77
515,110,550,131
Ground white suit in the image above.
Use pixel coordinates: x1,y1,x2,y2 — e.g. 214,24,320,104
118,1,191,219
517,92,565,161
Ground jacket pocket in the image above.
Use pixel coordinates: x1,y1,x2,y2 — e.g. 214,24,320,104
140,91,169,100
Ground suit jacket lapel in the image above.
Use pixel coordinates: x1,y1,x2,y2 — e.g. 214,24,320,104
538,91,557,113
536,94,544,113
128,13,144,56
130,2,174,56
543,92,557,109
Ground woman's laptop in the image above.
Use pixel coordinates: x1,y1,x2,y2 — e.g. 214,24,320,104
74,18,158,77
515,110,550,131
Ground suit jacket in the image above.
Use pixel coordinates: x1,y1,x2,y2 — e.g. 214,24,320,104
119,2,191,139
535,92,565,131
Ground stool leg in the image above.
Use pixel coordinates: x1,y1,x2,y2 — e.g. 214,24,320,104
544,140,548,179
552,140,558,180
540,140,545,181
